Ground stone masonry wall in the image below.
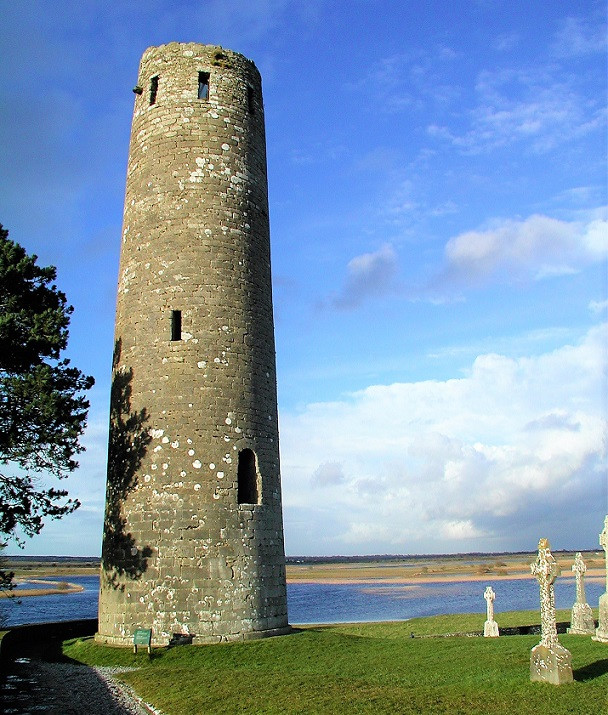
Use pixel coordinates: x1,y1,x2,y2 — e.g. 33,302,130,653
97,43,289,645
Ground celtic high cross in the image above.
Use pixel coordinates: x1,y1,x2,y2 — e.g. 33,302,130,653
572,552,587,605
529,538,573,684
531,538,560,648
483,585,499,637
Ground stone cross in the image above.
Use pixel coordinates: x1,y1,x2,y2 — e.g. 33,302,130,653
531,538,560,648
572,552,587,604
484,586,496,620
593,515,608,643
529,538,573,684
567,552,595,635
483,586,499,637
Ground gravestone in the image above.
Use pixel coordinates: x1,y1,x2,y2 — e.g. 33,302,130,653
567,552,595,635
483,586,499,637
530,538,573,684
593,515,608,643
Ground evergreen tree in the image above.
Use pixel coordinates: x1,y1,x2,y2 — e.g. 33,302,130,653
0,225,94,584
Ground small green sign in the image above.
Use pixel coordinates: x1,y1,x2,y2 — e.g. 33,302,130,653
133,628,152,653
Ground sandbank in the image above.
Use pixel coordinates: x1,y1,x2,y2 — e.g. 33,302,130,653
286,569,605,586
0,578,84,598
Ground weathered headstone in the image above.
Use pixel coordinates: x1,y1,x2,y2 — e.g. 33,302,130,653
530,538,573,684
593,515,608,643
483,586,499,637
567,552,595,635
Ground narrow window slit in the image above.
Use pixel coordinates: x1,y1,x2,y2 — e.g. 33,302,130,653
171,310,182,341
237,449,258,505
149,76,159,105
198,72,209,100
247,86,255,114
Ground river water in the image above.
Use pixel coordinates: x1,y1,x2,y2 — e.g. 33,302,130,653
1,575,604,628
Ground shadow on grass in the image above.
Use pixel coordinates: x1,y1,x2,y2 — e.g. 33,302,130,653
0,620,98,663
573,658,608,682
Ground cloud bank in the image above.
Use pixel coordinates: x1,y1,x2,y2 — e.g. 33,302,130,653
330,210,606,307
440,210,607,288
280,322,607,555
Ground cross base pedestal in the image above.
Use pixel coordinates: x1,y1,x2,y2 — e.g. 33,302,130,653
483,620,499,637
593,593,608,643
530,642,573,685
593,591,608,643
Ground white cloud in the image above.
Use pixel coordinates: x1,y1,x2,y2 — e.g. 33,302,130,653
383,180,419,220
437,210,607,290
351,48,461,114
493,33,520,52
551,15,607,58
280,323,607,554
312,461,346,488
427,61,606,154
589,299,608,315
330,243,398,309
440,520,486,540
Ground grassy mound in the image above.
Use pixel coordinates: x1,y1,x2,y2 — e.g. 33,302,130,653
63,611,606,715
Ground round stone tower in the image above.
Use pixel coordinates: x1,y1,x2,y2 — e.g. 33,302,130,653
97,43,289,645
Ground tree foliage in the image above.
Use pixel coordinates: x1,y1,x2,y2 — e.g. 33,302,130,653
0,224,94,566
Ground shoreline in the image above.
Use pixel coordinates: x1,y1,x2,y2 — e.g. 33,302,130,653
1,568,602,598
1,579,85,599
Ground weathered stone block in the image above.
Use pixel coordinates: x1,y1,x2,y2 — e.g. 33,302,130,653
483,620,499,637
529,643,574,685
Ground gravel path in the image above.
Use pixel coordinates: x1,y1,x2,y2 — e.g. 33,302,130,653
1,657,157,715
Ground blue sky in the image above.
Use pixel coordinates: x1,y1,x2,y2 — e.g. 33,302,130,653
1,0,606,557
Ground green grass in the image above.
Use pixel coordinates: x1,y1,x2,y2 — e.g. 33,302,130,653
63,612,607,715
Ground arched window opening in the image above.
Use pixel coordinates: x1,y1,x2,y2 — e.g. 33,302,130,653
237,448,259,505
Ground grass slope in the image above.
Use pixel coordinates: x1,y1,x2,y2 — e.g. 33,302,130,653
63,612,607,715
